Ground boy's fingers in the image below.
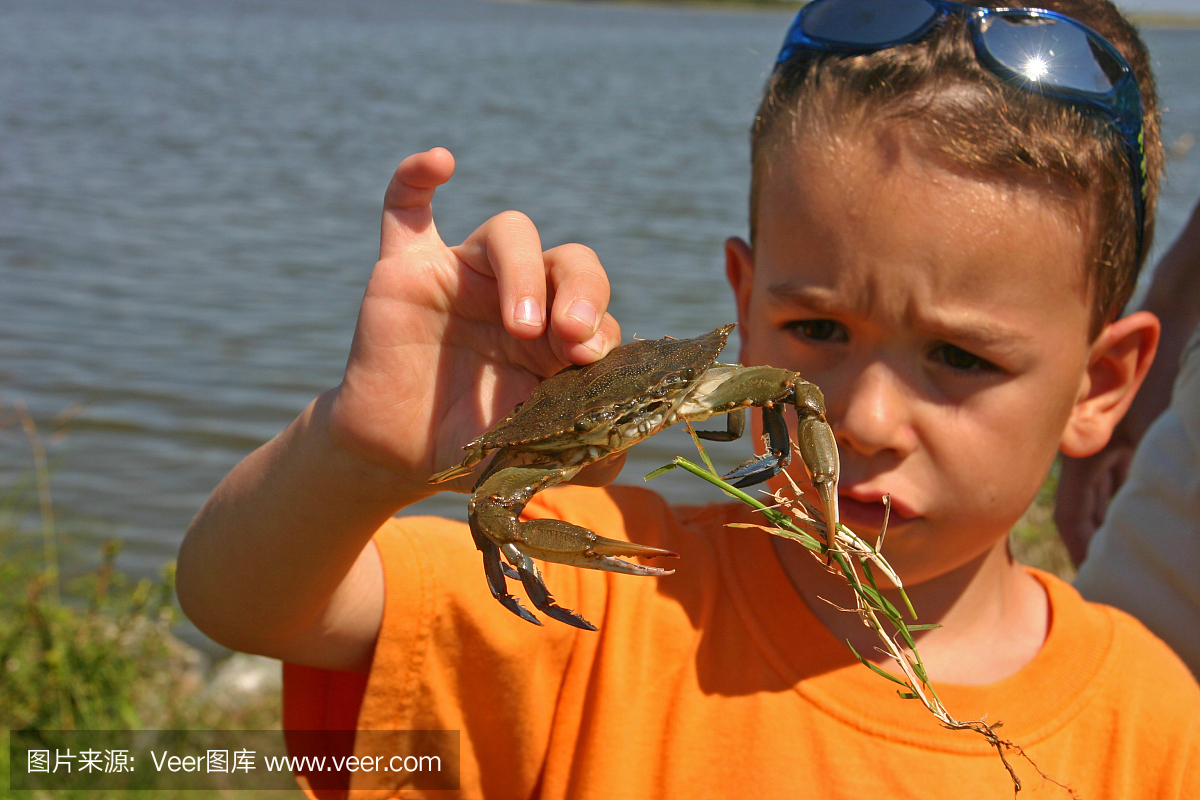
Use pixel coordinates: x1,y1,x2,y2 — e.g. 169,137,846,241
1055,448,1131,565
454,210,549,340
379,148,456,260
556,311,621,365
541,243,620,364
543,243,611,346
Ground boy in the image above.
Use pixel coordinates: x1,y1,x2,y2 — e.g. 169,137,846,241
177,0,1200,796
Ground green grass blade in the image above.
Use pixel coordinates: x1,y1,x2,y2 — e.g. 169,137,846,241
644,463,678,481
847,641,912,688
661,458,825,551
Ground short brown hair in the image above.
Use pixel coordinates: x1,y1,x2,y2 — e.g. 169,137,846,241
750,0,1162,335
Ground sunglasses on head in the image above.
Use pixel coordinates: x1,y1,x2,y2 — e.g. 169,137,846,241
775,0,1146,266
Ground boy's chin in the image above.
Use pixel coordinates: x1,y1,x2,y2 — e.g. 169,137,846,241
860,525,1017,592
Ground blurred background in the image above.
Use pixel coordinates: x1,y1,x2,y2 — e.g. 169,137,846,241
2,0,1198,660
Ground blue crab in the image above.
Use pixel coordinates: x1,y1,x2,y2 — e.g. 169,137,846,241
429,324,839,630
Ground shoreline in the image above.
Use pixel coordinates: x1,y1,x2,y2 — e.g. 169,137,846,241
515,0,1200,27
1129,11,1200,27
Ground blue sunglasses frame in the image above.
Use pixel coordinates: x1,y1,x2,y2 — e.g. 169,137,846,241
776,0,1147,266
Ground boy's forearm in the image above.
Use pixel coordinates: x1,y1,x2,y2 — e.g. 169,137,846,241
176,390,424,655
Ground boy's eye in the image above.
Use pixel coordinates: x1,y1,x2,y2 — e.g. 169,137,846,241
932,343,996,372
787,319,846,343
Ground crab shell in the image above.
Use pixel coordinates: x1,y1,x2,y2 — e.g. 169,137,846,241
467,323,736,459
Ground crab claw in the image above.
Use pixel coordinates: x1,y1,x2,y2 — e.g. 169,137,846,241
720,404,793,488
500,543,597,631
468,469,677,628
506,519,675,629
512,518,677,574
798,408,840,562
495,522,676,630
467,520,542,626
687,372,839,561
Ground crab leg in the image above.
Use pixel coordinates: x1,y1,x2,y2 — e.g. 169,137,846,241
469,463,676,630
677,367,841,557
719,405,792,487
693,406,746,442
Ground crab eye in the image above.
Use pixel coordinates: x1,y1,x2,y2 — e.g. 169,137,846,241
788,319,846,343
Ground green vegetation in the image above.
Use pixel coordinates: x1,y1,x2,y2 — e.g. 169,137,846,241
2,542,181,735
0,402,298,799
651,438,1070,791
0,542,300,797
1009,462,1075,582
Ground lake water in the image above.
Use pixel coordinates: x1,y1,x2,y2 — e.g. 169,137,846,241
3,0,1199,605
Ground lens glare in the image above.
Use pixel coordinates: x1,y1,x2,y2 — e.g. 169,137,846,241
980,15,1113,94
804,0,936,46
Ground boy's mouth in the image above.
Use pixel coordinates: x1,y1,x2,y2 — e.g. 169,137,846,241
836,490,918,532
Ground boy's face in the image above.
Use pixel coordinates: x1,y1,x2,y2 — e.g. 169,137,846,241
728,130,1095,585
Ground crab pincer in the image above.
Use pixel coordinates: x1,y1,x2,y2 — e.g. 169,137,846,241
429,324,840,629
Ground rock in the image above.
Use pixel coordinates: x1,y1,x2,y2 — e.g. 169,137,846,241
202,652,282,707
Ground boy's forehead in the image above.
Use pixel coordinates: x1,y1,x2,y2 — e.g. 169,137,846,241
761,127,1087,222
750,131,1093,318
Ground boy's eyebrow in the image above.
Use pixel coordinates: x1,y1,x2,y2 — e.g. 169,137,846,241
764,280,1037,348
916,315,1035,350
764,281,839,311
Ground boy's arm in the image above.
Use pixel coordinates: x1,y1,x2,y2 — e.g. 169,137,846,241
176,391,398,673
1056,198,1200,564
176,149,621,672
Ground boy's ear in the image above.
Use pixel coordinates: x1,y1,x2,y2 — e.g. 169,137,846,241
725,236,755,358
1060,310,1161,458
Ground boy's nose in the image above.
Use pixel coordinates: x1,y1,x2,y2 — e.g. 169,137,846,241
831,361,918,461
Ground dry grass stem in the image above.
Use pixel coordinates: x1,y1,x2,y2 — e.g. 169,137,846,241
12,399,60,602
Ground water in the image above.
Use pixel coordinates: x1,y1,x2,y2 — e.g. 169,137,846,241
2,0,1198,598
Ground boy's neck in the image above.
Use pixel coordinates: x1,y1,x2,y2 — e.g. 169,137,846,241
772,535,1049,686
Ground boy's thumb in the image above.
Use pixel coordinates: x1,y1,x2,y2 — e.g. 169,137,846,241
379,148,456,259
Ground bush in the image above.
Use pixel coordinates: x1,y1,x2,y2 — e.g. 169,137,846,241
0,542,188,736
0,400,296,798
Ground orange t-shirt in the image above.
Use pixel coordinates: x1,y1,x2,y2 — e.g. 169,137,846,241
284,485,1200,799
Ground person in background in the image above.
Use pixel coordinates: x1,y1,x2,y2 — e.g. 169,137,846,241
1058,198,1200,675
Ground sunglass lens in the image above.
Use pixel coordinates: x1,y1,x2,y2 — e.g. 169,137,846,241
803,0,936,47
979,15,1114,94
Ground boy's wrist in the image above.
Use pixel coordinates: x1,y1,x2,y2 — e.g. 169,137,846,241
305,389,438,512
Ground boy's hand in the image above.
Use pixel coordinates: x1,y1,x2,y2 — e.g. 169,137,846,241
178,148,623,669
324,148,622,496
1055,443,1134,564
